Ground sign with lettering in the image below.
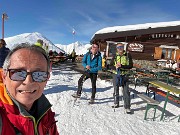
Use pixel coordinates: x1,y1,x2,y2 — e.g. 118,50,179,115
127,43,144,52
151,34,174,39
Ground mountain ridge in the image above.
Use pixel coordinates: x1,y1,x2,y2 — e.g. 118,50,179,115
4,32,91,54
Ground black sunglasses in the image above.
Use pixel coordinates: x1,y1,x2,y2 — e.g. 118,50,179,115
7,69,49,82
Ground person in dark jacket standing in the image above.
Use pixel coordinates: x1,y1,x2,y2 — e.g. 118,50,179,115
0,39,10,83
0,43,59,135
71,49,76,62
72,44,102,104
0,39,10,68
109,43,133,113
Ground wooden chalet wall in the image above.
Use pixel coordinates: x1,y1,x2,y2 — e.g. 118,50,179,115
97,32,180,61
130,40,180,60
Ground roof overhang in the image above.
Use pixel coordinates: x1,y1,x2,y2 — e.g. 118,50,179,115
91,25,180,43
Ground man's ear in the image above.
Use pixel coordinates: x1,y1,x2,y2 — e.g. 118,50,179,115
1,70,7,82
0,69,5,83
0,69,3,83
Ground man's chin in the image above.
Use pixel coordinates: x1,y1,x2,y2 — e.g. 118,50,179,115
18,100,35,110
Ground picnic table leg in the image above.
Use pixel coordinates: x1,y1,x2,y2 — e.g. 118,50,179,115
160,92,170,121
144,105,149,120
145,83,150,96
178,115,180,122
153,106,158,121
144,104,158,120
166,76,169,84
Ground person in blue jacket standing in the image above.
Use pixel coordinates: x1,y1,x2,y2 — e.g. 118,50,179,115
72,44,102,104
0,39,10,68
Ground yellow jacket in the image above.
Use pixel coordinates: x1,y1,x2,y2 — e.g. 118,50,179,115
102,58,106,68
35,42,43,48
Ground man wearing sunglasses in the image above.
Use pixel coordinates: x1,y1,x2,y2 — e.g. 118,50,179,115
109,43,133,114
0,44,59,134
72,44,102,104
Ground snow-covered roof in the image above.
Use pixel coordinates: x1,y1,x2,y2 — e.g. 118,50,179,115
95,21,180,35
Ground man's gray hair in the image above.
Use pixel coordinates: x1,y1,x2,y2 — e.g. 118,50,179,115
3,43,50,71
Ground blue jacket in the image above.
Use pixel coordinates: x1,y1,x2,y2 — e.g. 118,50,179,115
0,46,10,68
82,51,102,73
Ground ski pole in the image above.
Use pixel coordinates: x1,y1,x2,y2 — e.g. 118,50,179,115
119,86,125,113
114,68,121,112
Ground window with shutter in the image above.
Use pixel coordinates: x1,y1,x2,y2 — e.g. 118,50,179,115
154,47,162,59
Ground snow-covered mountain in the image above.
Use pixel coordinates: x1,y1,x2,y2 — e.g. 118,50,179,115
56,42,91,55
4,32,65,53
4,32,91,55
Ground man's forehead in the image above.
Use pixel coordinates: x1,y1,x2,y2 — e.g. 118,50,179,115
10,49,46,66
12,48,42,57
13,55,41,61
10,56,43,66
92,44,98,47
117,43,124,46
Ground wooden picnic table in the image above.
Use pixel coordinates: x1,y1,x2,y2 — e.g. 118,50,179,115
49,55,67,63
169,73,180,78
149,80,180,121
136,72,154,78
168,73,180,85
151,69,171,84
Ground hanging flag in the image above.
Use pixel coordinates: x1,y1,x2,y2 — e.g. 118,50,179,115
2,13,8,20
72,28,75,35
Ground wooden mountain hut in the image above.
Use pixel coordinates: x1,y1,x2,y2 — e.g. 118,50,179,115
90,21,180,61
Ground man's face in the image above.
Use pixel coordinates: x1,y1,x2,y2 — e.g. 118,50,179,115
116,44,124,54
91,44,99,54
3,48,49,110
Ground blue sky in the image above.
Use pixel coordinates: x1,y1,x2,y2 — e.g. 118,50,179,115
1,0,180,44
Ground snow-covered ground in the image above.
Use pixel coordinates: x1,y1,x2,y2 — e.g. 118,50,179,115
44,63,180,135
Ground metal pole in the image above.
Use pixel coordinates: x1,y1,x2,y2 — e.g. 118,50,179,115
2,13,8,39
72,28,75,51
2,14,4,39
73,34,75,51
66,45,67,54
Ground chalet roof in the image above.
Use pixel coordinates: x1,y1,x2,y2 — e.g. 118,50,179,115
91,21,180,43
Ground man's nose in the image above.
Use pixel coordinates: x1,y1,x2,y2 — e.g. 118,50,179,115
23,74,33,83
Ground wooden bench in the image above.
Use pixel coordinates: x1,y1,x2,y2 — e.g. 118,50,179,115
137,94,160,120
169,73,180,78
147,87,180,104
148,81,180,121
169,73,180,85
153,70,170,84
129,88,141,99
136,72,154,78
134,77,155,89
148,86,180,122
